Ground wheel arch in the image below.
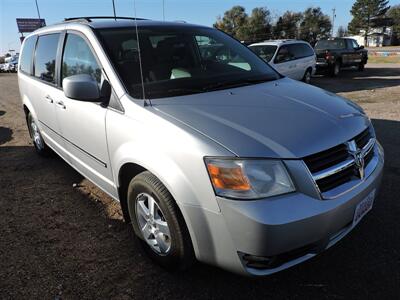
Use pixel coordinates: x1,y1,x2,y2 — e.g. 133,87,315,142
117,162,147,223
23,104,31,136
21,96,38,125
116,159,204,256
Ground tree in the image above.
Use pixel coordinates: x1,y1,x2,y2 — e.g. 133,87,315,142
299,7,332,45
348,0,390,46
247,7,272,41
214,6,273,41
387,5,400,45
337,26,348,37
214,6,249,40
273,11,303,39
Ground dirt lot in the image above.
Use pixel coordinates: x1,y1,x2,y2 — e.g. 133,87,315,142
0,65,399,299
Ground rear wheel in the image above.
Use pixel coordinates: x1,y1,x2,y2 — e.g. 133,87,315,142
27,112,51,156
330,61,341,77
302,68,312,84
127,171,194,271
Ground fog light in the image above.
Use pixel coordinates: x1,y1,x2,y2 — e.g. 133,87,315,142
241,253,275,269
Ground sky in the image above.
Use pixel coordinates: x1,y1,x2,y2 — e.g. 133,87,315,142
0,0,398,54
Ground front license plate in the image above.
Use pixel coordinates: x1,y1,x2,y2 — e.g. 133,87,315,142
353,189,375,226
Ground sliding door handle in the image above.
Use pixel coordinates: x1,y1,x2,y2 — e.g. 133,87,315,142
55,100,66,109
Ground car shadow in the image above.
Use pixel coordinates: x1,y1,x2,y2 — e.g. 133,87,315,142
0,118,399,299
313,66,400,93
0,127,13,145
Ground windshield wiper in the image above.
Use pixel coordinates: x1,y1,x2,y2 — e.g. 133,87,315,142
202,77,276,92
145,87,205,99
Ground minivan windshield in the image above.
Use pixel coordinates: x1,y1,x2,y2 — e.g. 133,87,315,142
248,45,277,62
96,26,280,99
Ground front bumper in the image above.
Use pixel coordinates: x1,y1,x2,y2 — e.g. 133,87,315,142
184,144,384,276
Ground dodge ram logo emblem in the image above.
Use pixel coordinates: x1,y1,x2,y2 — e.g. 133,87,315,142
353,151,365,179
348,141,365,180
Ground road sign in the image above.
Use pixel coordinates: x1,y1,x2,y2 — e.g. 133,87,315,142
16,18,46,33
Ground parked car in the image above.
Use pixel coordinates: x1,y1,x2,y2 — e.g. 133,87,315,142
314,38,368,76
2,63,9,72
12,63,18,72
249,40,316,83
7,61,18,73
18,17,384,276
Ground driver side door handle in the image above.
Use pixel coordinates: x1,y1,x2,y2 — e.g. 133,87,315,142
45,95,53,103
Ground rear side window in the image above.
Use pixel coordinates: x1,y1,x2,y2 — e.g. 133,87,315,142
274,45,293,63
315,39,346,50
289,44,314,59
20,36,37,74
34,34,60,83
61,33,101,85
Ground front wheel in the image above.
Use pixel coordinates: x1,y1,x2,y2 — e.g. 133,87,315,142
302,68,312,84
358,63,365,71
127,171,195,271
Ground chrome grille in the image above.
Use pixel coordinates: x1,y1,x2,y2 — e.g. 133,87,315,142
304,144,349,174
303,128,377,198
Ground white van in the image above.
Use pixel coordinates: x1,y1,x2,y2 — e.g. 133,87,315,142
18,17,383,276
249,40,316,83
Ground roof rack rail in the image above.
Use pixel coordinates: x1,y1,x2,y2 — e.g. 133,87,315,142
63,16,147,23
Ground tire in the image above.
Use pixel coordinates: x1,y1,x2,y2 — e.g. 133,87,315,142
358,63,365,71
302,68,312,84
330,61,341,77
127,171,195,271
27,112,51,156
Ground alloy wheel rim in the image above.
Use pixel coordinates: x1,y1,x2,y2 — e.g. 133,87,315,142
135,193,171,255
30,121,44,150
334,64,339,75
305,72,311,83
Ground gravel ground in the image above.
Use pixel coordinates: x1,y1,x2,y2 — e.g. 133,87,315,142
0,65,399,299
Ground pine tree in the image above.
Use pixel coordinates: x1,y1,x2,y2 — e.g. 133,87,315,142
348,0,390,46
273,11,303,39
299,7,332,45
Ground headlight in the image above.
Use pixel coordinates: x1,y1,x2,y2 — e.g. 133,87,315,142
205,158,295,199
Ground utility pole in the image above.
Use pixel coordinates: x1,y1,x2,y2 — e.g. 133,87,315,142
162,0,165,21
34,0,41,19
331,8,336,37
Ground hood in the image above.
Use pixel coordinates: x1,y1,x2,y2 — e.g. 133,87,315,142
151,78,370,158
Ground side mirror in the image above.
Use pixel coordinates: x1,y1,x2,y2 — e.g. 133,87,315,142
63,74,100,101
358,45,364,50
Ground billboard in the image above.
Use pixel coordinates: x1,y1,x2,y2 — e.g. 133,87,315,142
16,18,46,33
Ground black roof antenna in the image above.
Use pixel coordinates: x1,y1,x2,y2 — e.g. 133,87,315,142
133,0,149,106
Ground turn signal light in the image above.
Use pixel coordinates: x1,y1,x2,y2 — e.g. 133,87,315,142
207,163,251,191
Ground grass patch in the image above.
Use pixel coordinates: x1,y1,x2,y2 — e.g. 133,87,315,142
368,56,400,64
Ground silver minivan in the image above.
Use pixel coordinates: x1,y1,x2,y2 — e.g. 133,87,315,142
18,17,384,276
249,40,316,83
